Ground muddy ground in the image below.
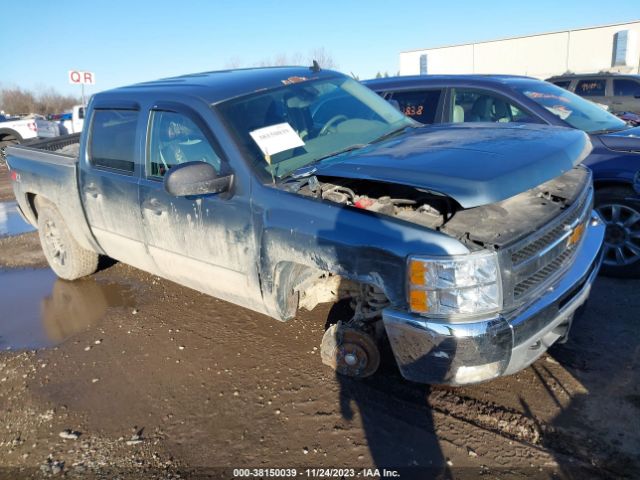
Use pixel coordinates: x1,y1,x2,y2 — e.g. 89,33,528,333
0,199,639,479
1,163,13,202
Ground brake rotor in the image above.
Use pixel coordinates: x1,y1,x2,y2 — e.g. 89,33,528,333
320,323,380,378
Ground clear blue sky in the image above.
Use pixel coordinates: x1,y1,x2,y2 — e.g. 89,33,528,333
1,1,638,97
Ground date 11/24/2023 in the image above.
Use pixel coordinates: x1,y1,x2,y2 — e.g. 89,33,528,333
232,468,401,478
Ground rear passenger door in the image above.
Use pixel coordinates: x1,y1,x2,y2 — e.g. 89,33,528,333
79,107,156,272
386,89,445,124
138,105,256,305
574,78,610,110
448,88,540,124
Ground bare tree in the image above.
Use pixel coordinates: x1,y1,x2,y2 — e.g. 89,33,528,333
0,88,36,115
308,47,337,69
225,57,244,69
0,87,80,116
253,48,338,70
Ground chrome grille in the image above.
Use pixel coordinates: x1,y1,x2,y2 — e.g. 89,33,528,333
502,170,593,306
511,192,590,266
513,248,574,297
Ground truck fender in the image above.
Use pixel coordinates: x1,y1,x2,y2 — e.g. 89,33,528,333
0,128,23,142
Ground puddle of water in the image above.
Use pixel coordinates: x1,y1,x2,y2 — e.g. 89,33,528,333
0,269,136,350
0,201,36,236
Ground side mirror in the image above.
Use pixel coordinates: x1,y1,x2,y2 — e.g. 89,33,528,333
163,162,232,197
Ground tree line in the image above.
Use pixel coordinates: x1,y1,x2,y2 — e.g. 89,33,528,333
0,87,80,116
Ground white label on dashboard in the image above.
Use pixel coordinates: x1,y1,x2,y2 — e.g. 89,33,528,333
249,122,304,156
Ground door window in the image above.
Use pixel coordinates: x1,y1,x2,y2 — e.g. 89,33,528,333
89,109,138,173
390,89,443,124
451,89,536,123
551,80,571,90
613,79,640,97
575,79,606,97
147,111,222,178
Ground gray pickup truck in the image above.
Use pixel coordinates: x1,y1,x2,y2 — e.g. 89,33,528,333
6,67,605,385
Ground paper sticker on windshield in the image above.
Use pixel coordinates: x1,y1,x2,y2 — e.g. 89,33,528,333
545,105,572,120
249,122,305,156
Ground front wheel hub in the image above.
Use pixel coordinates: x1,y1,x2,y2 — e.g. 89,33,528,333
320,322,381,378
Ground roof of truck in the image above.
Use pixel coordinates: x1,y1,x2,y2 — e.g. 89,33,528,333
363,74,541,90
98,66,342,105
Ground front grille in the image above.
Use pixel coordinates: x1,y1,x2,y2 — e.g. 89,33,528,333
513,248,574,298
511,191,589,266
502,170,593,306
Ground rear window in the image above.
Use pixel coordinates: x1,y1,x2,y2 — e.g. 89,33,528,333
390,89,442,124
575,79,606,97
613,79,640,97
89,109,138,172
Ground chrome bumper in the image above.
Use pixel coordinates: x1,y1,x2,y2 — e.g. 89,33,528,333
382,211,605,385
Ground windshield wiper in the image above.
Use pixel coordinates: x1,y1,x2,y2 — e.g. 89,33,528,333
369,124,417,144
311,143,368,164
280,144,368,181
589,126,631,135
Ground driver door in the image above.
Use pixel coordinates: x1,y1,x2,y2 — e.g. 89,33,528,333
138,107,256,306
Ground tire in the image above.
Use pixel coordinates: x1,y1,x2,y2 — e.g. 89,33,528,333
37,201,99,280
594,186,640,278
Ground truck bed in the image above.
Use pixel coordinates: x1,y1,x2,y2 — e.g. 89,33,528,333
10,133,81,164
5,133,98,254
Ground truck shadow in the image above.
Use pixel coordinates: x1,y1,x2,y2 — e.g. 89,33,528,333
335,369,451,479
529,276,640,479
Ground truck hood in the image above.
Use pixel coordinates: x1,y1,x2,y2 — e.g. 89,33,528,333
310,123,591,208
597,125,640,153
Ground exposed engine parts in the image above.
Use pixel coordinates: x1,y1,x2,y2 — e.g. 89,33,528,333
299,176,453,230
291,169,590,251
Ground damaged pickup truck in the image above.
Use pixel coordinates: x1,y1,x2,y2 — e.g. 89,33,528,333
6,66,605,385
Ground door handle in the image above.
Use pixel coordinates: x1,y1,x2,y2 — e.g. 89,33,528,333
142,198,166,216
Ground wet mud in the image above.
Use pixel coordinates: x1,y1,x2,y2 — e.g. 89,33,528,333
1,268,135,350
0,230,637,478
0,201,35,237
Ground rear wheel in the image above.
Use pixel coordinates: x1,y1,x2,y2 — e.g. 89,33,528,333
595,186,640,278
37,201,99,280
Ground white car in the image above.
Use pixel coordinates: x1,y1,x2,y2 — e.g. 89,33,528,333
0,114,60,157
57,105,85,135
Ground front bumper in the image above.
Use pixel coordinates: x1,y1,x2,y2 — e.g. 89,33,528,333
382,211,605,385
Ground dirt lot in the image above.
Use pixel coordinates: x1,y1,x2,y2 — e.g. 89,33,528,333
1,163,13,202
0,206,639,478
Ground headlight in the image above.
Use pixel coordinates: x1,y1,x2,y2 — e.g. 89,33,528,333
408,251,502,319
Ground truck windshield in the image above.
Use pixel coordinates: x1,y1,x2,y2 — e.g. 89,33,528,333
513,81,628,134
217,76,415,180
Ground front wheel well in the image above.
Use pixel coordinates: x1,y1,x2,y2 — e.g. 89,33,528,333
272,261,390,323
593,179,634,193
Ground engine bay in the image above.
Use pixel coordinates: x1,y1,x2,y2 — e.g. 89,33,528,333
286,167,591,251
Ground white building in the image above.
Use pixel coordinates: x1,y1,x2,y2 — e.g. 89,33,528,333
399,20,640,79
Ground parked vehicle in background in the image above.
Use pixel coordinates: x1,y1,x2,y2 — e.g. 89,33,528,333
365,75,640,277
546,73,640,115
0,113,60,159
5,67,604,385
57,105,85,135
614,110,640,126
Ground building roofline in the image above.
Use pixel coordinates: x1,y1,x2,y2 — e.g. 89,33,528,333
400,19,640,54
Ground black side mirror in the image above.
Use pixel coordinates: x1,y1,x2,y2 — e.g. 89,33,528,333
163,161,232,197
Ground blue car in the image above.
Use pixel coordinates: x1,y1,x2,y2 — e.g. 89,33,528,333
365,75,640,277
